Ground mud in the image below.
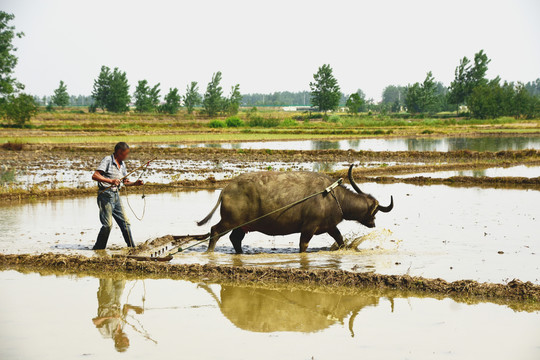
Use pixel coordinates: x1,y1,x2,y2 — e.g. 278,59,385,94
2,144,539,164
1,253,539,304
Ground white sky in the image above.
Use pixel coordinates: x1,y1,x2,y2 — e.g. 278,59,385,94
3,0,540,101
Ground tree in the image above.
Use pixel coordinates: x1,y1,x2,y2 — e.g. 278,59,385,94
149,83,160,110
405,71,437,113
382,85,406,108
3,93,38,127
133,80,151,112
183,81,201,114
107,68,130,113
161,87,181,114
345,93,365,114
0,12,24,104
309,64,341,114
448,50,491,108
52,80,69,108
225,84,242,115
92,66,130,113
92,66,112,112
203,72,223,116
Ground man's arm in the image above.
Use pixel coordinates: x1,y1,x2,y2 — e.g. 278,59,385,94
92,170,121,186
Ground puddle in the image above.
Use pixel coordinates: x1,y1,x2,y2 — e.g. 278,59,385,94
159,136,540,152
0,184,538,284
394,165,540,179
0,270,539,359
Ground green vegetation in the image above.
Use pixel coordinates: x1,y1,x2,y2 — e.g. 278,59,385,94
345,93,365,114
203,72,224,116
133,80,160,113
310,64,341,114
0,166,15,186
0,11,37,127
405,71,438,114
225,116,244,127
2,93,38,126
51,80,69,108
183,81,201,115
91,66,130,113
225,84,242,115
161,88,181,114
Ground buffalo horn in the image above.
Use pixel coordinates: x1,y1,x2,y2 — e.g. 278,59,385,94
347,164,364,194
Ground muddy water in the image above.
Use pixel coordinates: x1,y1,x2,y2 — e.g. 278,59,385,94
395,165,540,179
161,135,540,152
1,271,539,360
14,160,409,189
1,184,538,284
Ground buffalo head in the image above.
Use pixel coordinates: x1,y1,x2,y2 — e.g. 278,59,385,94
347,164,394,228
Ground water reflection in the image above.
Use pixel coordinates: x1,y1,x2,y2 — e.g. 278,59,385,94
92,279,150,352
198,283,383,336
160,136,540,152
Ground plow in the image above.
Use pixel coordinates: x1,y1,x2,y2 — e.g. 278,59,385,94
113,234,209,262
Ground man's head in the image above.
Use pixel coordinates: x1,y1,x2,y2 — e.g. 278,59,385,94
114,142,130,161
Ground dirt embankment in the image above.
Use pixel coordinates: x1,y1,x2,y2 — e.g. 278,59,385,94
2,145,540,164
1,253,539,306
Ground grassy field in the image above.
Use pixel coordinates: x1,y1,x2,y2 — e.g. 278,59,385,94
1,108,539,144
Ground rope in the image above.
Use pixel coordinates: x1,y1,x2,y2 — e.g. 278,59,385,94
168,178,344,255
123,165,148,221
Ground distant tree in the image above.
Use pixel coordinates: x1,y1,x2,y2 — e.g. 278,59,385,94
309,64,341,114
183,81,201,114
381,85,406,107
0,11,24,104
149,83,161,110
133,80,152,112
3,93,38,127
345,93,365,114
448,50,491,108
161,87,181,114
52,80,69,108
203,72,224,116
107,68,130,113
524,79,540,97
469,79,540,119
405,71,437,113
225,84,242,115
92,66,111,112
91,66,129,113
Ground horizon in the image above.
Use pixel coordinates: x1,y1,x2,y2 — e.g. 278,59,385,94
3,0,539,101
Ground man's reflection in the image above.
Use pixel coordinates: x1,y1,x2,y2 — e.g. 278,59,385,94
92,278,143,352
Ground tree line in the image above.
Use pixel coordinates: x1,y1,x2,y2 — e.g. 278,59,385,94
1,11,539,127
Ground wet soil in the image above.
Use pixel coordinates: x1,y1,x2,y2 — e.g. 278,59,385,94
1,253,539,304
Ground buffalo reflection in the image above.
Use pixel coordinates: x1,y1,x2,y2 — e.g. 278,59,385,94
200,283,391,336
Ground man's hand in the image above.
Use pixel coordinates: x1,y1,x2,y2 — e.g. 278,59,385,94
110,179,121,186
134,180,144,186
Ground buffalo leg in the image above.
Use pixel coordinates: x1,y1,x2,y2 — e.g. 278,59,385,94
208,221,227,252
299,232,313,253
328,227,345,249
229,228,245,254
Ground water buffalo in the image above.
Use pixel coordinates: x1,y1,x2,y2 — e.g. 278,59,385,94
197,165,394,253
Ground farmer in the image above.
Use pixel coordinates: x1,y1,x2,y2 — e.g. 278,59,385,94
91,142,143,250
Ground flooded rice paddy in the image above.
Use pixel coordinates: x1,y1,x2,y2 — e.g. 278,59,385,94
1,184,538,284
160,135,540,152
394,164,540,179
1,270,539,359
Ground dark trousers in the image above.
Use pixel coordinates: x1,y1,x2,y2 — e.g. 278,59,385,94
93,191,135,250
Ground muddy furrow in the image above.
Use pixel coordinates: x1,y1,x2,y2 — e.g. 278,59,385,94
1,253,539,305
